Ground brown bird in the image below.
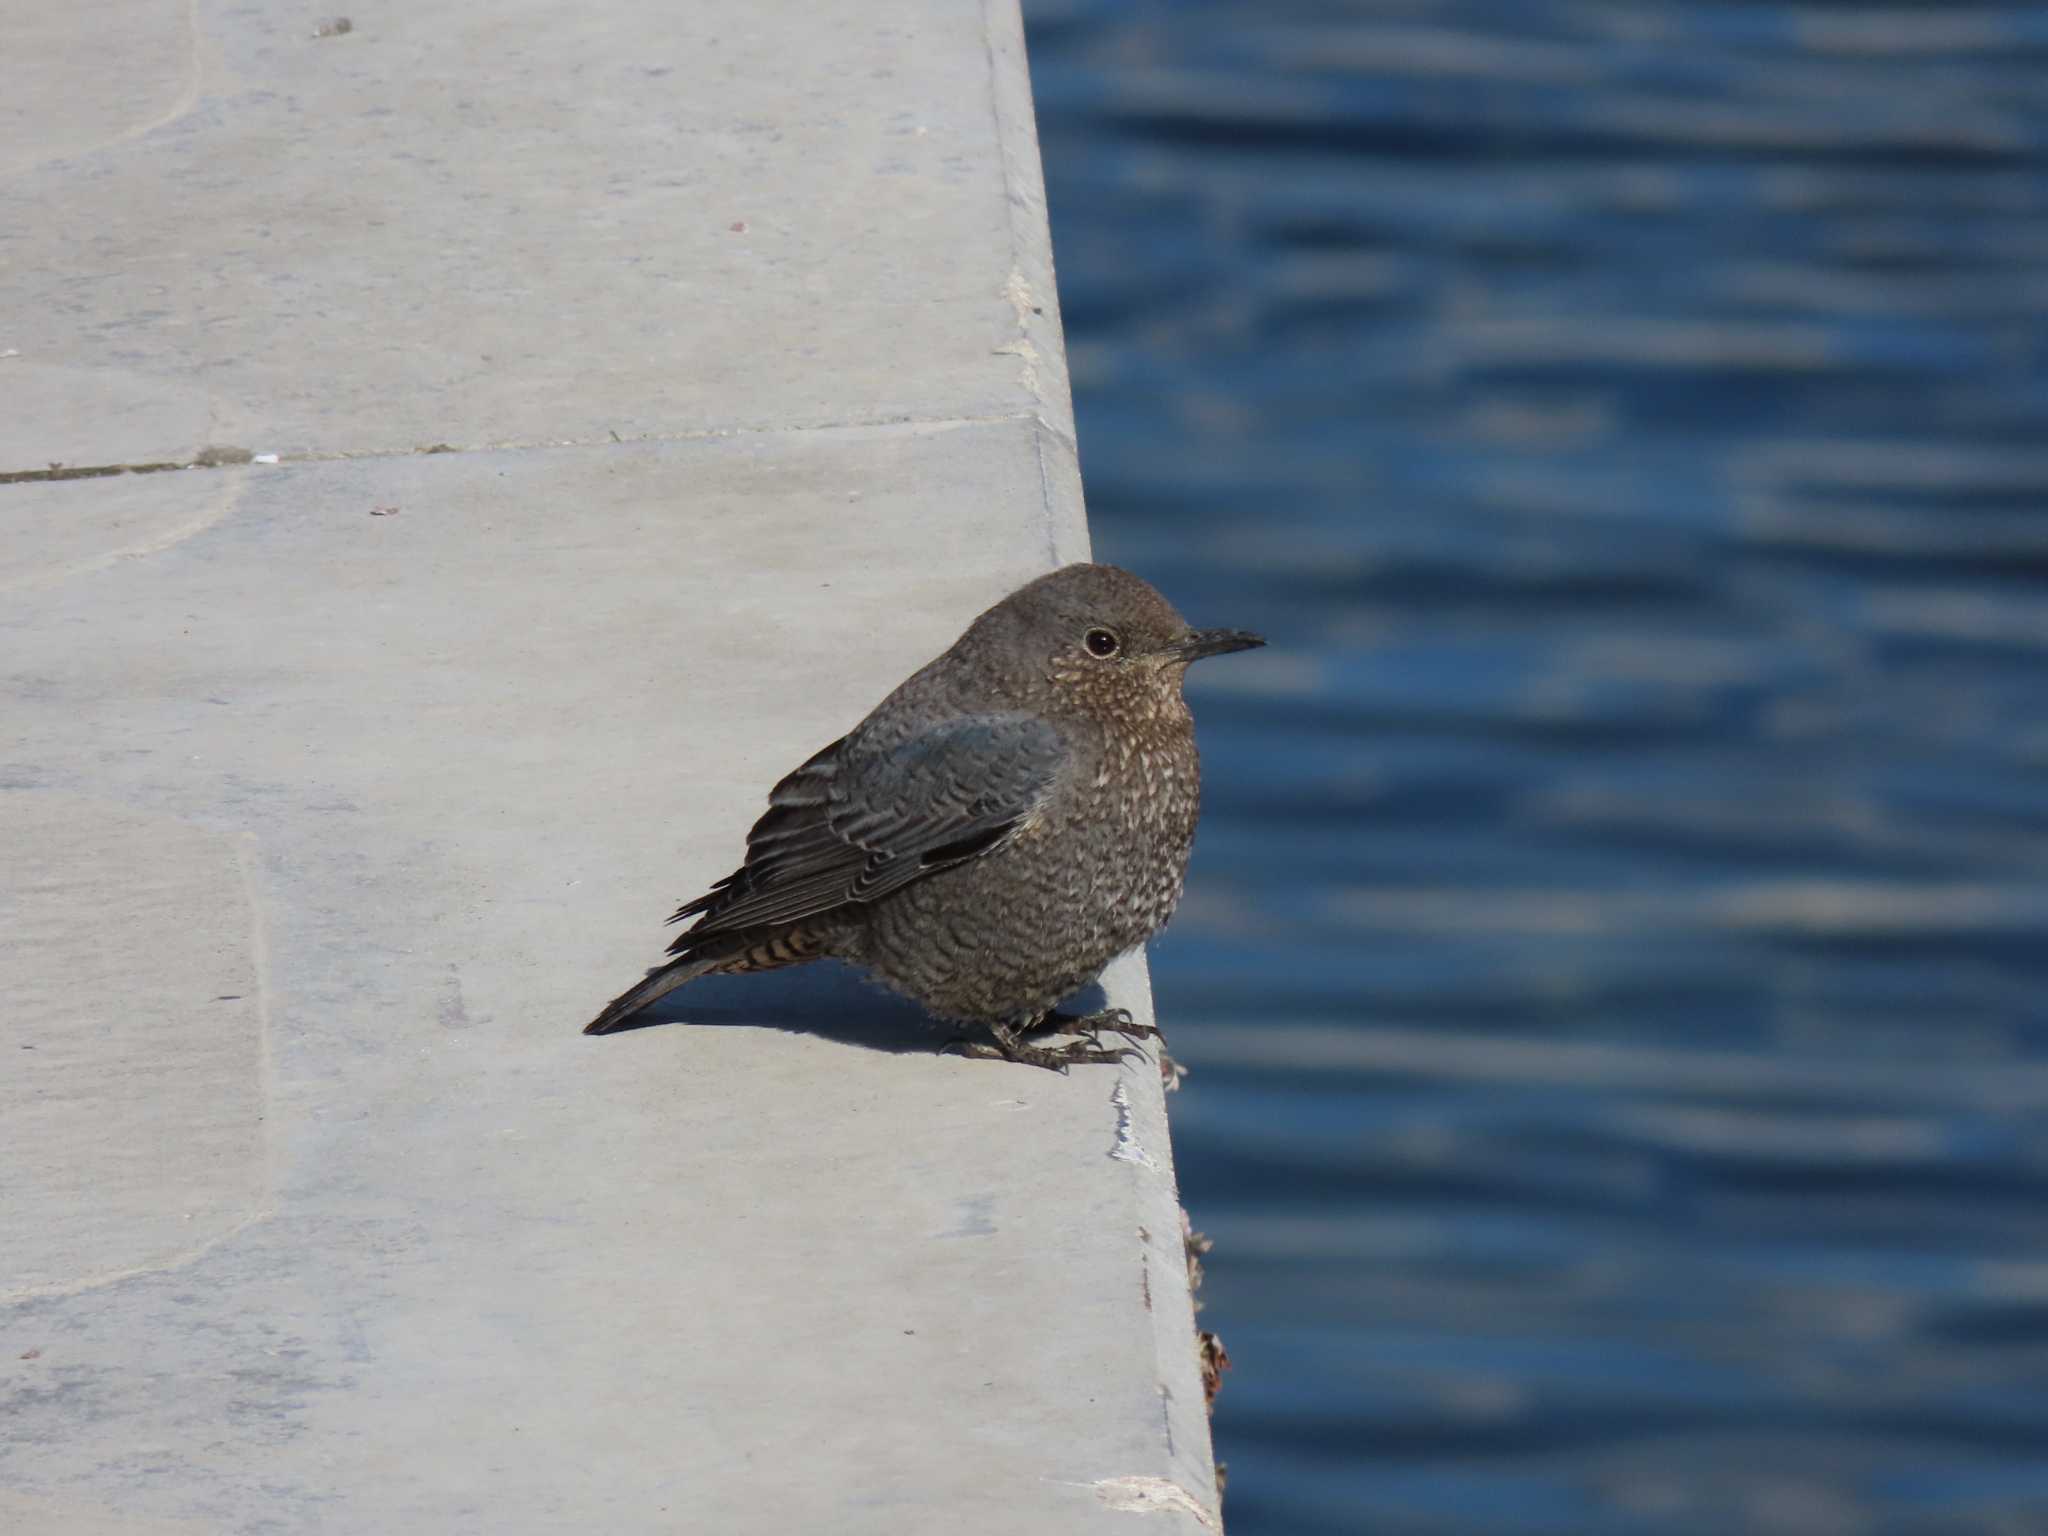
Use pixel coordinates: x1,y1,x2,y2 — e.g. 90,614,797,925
583,562,1263,1069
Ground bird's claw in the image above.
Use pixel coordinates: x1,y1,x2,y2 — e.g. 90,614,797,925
942,1024,1138,1073
1093,1007,1161,1042
1031,1006,1161,1047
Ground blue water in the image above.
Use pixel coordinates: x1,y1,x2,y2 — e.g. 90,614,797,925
1022,4,2048,1531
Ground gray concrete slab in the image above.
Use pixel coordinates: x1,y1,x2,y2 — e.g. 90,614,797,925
1,2,1217,1531
2,423,1218,1534
0,3,1212,1531
0,0,1072,466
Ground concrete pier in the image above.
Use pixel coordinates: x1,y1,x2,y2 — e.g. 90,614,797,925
0,4,1220,1531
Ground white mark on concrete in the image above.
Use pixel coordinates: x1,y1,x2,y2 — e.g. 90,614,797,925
1109,1080,1158,1171
995,269,1041,392
1093,1476,1217,1528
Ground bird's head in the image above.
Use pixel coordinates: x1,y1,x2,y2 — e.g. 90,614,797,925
963,563,1264,719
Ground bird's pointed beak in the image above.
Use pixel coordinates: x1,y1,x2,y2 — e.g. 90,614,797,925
1166,627,1266,663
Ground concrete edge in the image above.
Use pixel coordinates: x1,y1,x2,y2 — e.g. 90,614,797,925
982,1,1224,1520
982,0,1089,570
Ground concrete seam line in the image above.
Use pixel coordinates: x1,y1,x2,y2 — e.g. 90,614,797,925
0,410,1047,489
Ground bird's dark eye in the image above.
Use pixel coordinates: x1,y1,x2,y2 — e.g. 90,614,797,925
1084,627,1121,658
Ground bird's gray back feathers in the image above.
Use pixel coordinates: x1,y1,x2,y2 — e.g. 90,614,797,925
668,712,1069,946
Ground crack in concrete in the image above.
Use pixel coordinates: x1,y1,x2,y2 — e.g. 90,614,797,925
0,459,194,487
0,408,1059,490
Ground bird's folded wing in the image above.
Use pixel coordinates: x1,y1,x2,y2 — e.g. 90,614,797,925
670,713,1068,937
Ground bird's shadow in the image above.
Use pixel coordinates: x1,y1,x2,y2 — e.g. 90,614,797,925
589,960,1110,1058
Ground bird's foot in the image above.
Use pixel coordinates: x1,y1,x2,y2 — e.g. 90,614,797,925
941,1019,1138,1073
1029,1006,1162,1045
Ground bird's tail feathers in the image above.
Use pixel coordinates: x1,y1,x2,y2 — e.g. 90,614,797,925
581,951,725,1035
582,925,834,1036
